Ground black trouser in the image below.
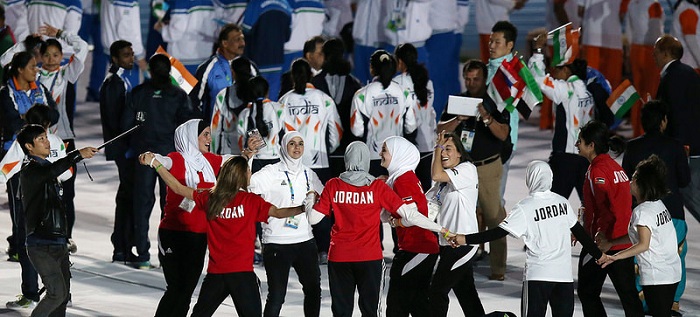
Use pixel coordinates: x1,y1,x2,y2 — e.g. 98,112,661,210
8,174,40,301
262,239,321,317
311,167,333,254
27,244,70,317
429,245,484,317
549,152,589,202
386,251,438,317
190,272,262,317
62,139,76,238
154,229,207,317
577,249,644,317
132,162,167,262
110,156,136,261
643,282,679,317
328,260,383,317
522,280,574,317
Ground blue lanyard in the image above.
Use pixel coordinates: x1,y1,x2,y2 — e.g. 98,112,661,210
284,170,310,202
435,183,447,206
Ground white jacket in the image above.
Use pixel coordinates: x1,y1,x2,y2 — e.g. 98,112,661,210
475,0,515,34
350,80,417,159
27,0,82,34
100,0,144,59
236,99,284,160
284,0,325,52
279,87,342,168
383,0,433,46
160,0,217,66
393,72,435,152
3,0,30,41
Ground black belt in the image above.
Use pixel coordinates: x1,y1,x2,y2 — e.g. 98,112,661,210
472,154,500,167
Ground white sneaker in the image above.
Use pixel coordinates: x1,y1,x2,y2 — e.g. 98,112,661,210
67,239,78,254
6,295,38,309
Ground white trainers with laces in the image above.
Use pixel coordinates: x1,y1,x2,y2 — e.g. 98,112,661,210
6,295,38,309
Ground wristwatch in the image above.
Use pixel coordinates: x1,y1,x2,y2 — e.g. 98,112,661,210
483,118,492,126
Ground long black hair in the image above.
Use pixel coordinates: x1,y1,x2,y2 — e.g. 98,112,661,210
395,43,429,107
567,58,588,81
291,58,312,95
231,57,254,103
322,38,351,75
248,76,270,137
3,51,34,84
148,54,172,90
578,120,626,157
370,50,396,89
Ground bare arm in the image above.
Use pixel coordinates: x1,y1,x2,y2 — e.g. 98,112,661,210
269,205,304,218
431,131,452,183
601,226,650,268
478,104,509,141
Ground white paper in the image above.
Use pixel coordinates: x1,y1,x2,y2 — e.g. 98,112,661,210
447,95,482,117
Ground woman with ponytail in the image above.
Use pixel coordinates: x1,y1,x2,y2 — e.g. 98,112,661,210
350,49,417,176
138,152,305,317
393,43,435,191
530,34,595,205
211,56,256,155
236,76,285,172
278,58,342,182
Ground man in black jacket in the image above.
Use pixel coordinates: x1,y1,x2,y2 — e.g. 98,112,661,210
100,40,137,263
122,54,196,269
17,124,97,317
654,34,700,224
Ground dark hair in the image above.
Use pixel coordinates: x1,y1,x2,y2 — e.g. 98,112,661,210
0,5,5,20
395,43,429,107
148,54,171,90
444,132,472,163
40,38,62,55
322,38,351,75
641,100,669,133
303,35,326,55
16,124,46,155
566,58,588,81
656,34,684,60
109,40,132,59
370,49,396,89
23,35,44,54
633,154,670,202
25,104,52,127
291,58,312,94
207,156,249,220
231,57,254,102
462,59,488,79
578,120,626,157
491,21,518,45
218,24,242,46
3,51,34,83
249,76,270,137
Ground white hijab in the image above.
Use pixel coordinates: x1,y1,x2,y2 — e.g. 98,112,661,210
280,131,304,174
384,136,420,187
174,119,216,188
525,160,553,194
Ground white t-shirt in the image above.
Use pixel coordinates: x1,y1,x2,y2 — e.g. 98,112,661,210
248,162,324,244
499,191,578,282
426,162,479,246
629,200,682,286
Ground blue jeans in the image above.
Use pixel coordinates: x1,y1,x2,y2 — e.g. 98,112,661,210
27,244,70,317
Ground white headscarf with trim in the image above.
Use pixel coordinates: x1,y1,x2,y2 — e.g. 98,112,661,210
174,119,216,188
280,131,304,174
384,136,420,187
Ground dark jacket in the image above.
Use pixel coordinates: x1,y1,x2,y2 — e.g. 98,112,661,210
1,83,58,151
21,151,83,240
99,66,129,160
622,132,691,220
122,82,197,155
657,60,700,156
311,70,362,153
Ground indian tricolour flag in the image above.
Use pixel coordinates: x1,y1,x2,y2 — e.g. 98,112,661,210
155,46,198,94
549,22,580,67
606,79,640,119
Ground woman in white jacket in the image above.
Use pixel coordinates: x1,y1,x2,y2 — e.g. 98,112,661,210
350,49,416,176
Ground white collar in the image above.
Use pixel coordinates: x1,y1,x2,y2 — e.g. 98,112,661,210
660,59,676,76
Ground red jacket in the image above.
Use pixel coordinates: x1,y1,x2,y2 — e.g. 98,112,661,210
582,153,633,251
393,172,439,254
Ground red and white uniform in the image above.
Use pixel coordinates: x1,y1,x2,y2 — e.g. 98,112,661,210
393,172,438,254
279,87,342,168
313,178,404,262
193,190,272,273
582,153,633,251
159,152,223,233
350,80,417,159
673,1,700,69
